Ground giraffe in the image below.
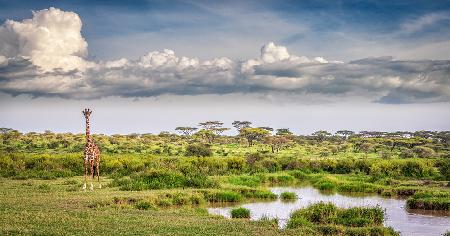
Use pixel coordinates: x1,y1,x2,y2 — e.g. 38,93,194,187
82,108,101,191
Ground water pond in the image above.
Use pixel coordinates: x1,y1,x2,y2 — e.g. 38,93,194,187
208,186,450,236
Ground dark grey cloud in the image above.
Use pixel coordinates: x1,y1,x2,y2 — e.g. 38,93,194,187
1,8,449,104
1,50,449,104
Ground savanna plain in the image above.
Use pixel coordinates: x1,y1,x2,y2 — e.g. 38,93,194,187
1,126,449,235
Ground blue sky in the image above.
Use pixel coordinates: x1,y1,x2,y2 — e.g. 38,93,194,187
2,0,450,60
0,0,449,134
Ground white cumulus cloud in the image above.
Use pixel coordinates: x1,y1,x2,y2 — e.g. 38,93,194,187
0,7,89,72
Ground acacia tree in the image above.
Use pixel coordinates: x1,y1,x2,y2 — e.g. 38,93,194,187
258,127,274,132
195,129,216,143
197,121,229,143
232,121,252,132
276,128,293,136
312,130,332,142
175,127,198,136
239,127,269,146
336,130,354,139
264,135,291,153
199,121,224,130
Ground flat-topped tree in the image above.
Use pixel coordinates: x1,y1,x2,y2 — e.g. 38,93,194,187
258,127,274,132
312,130,332,142
197,121,229,142
198,121,223,130
175,126,198,136
232,121,252,132
239,127,269,146
264,135,291,153
336,130,354,139
276,128,293,136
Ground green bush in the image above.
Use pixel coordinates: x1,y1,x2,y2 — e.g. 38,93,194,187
185,143,212,157
399,148,415,158
437,159,450,181
336,206,384,226
316,179,337,191
280,191,297,200
412,146,435,158
287,202,386,229
406,191,450,211
292,202,338,224
135,200,156,210
286,216,312,229
230,207,250,218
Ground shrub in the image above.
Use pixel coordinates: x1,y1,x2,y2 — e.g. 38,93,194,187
266,173,294,184
437,160,450,180
189,193,206,205
280,191,297,201
380,150,392,159
135,200,155,210
399,148,415,158
286,216,312,229
113,169,185,190
406,191,450,211
336,206,384,226
412,146,435,158
226,157,246,171
245,152,265,166
329,145,338,155
230,207,250,218
287,202,386,229
185,143,212,157
260,158,281,172
315,179,337,191
291,202,338,224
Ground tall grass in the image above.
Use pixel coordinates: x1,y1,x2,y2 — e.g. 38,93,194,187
230,207,250,218
2,152,446,181
280,191,297,201
287,202,385,229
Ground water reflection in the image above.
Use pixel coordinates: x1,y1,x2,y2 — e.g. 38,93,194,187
207,186,450,236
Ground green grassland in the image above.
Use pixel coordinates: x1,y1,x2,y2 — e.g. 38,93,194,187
0,129,449,235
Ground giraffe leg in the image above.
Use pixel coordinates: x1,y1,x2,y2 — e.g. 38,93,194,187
96,157,101,189
83,159,87,191
90,161,94,191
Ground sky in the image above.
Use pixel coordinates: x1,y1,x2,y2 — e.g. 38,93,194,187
0,0,449,135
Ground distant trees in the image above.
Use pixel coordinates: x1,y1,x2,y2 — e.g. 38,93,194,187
196,129,216,143
276,128,293,136
196,121,230,143
258,127,274,132
198,121,223,130
175,127,198,136
264,135,291,153
312,130,332,142
185,143,212,157
232,121,252,132
198,121,229,135
2,122,449,161
336,130,354,139
239,127,269,146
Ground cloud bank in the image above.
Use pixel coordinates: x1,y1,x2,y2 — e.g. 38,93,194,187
0,8,449,103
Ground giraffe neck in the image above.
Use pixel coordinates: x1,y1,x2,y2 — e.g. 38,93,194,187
85,117,92,143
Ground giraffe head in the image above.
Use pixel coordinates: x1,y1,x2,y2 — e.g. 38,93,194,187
83,108,92,119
